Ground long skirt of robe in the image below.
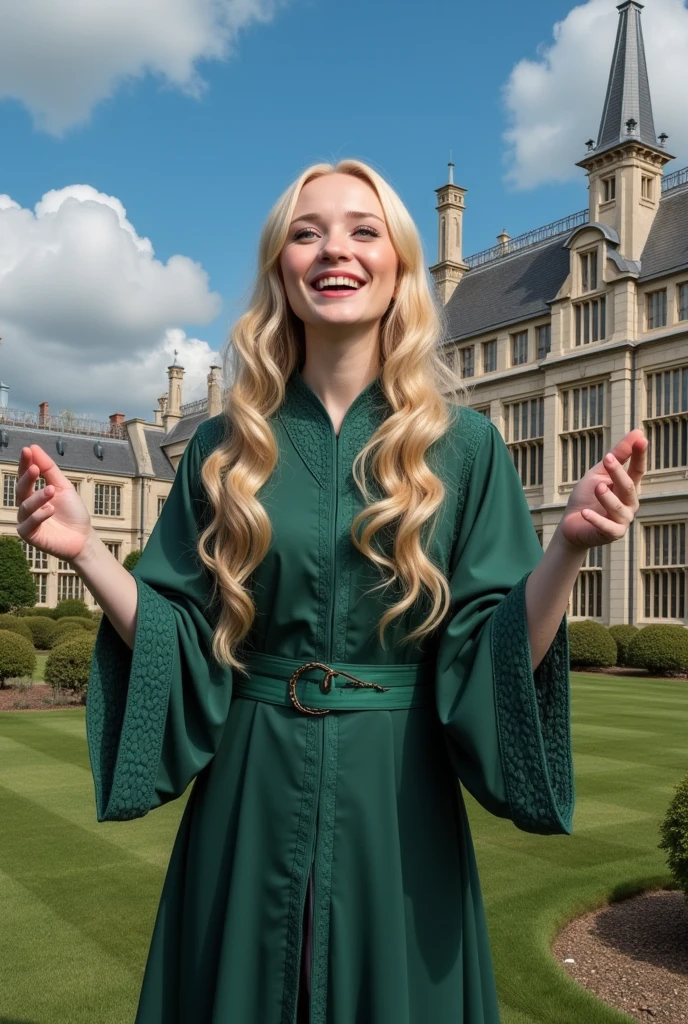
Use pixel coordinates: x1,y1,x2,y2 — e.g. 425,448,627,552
133,696,501,1024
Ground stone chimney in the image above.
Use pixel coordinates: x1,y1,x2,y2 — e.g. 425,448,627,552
163,357,184,433
207,364,224,418
38,401,49,427
497,230,511,255
153,395,167,426
109,412,126,436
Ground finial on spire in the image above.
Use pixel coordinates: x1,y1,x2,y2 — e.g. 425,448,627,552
448,150,454,185
173,348,179,366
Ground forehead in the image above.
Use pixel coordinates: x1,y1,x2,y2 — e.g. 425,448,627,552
293,173,384,217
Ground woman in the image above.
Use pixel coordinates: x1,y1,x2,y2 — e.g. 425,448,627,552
15,159,646,1024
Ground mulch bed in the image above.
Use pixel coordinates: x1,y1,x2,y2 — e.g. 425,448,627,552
553,890,688,1022
0,681,84,711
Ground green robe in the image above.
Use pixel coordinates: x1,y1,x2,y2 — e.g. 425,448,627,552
86,368,574,1024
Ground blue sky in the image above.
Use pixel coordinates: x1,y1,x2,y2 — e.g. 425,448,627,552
1,0,686,419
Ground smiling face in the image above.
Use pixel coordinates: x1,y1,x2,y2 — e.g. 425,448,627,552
279,173,399,338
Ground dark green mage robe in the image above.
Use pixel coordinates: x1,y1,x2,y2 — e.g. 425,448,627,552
86,368,574,1024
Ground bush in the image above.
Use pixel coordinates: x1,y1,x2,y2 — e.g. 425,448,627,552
23,616,58,650
53,616,98,632
568,620,617,669
627,625,688,676
123,549,142,572
0,537,37,613
0,630,37,687
659,772,688,901
0,615,34,641
608,624,640,667
50,620,90,647
17,606,56,618
53,598,93,620
44,633,95,698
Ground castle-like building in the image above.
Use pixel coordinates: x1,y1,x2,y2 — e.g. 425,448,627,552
1,0,686,626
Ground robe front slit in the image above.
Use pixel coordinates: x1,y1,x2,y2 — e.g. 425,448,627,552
85,368,575,1024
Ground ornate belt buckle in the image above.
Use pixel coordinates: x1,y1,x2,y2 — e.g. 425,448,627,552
289,662,333,716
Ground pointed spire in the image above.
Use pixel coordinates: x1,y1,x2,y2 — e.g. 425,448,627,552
596,2,657,153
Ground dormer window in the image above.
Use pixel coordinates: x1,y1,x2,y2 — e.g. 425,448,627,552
580,250,598,293
602,176,616,202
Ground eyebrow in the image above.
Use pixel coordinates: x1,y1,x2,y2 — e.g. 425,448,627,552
291,210,385,224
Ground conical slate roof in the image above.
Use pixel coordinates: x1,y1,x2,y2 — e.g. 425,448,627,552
596,2,657,153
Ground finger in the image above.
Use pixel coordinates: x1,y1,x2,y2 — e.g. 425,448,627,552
16,459,41,504
581,507,625,541
25,444,71,493
627,437,648,490
595,482,633,524
602,453,638,509
15,500,55,541
17,484,56,525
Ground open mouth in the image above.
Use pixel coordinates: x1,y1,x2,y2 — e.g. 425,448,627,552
310,275,366,297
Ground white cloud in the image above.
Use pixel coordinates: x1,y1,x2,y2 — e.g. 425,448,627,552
0,185,224,420
503,0,688,189
0,0,284,135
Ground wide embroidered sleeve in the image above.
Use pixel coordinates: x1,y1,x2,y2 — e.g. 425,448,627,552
435,414,574,835
85,422,233,822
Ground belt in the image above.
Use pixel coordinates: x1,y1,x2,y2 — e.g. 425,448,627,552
234,652,435,715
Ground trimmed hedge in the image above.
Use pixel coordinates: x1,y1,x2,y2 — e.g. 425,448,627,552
0,615,33,642
53,598,93,620
568,619,617,668
0,629,36,687
659,772,688,901
22,616,58,650
44,633,95,697
53,616,98,632
627,624,688,676
608,624,640,667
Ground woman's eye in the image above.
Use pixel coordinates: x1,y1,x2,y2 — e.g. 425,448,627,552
292,226,381,241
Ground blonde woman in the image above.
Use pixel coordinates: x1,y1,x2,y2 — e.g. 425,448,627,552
16,160,646,1024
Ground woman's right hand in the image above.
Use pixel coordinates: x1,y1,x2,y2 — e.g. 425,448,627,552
15,445,95,562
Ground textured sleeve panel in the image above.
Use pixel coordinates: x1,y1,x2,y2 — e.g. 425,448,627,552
85,419,233,822
491,571,573,834
435,410,574,835
86,576,177,821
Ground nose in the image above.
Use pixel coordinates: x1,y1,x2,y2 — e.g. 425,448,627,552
318,228,353,263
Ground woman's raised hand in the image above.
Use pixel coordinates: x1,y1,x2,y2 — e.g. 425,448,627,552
15,445,95,562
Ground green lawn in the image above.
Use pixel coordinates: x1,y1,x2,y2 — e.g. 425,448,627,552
0,673,685,1024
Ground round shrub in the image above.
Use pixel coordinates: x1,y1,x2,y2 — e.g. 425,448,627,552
23,616,57,650
608,624,640,667
627,625,688,676
659,772,688,900
123,549,142,571
54,616,98,632
568,620,617,669
0,629,37,687
17,607,58,618
53,598,93,620
0,615,33,641
45,633,95,696
52,628,90,649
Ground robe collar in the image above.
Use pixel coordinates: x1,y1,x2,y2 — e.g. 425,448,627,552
277,366,391,485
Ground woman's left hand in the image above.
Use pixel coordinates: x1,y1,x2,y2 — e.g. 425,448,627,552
558,429,648,551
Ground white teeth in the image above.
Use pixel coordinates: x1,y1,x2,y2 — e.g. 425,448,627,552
313,276,362,290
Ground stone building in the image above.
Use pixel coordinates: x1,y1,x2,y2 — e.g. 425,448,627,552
0,356,225,609
1,0,685,625
432,0,688,627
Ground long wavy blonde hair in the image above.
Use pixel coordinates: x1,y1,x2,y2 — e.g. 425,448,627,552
198,159,467,672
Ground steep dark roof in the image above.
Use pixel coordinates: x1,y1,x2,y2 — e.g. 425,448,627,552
639,186,688,281
596,2,657,155
0,425,137,477
143,427,176,480
161,411,208,447
444,237,570,342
